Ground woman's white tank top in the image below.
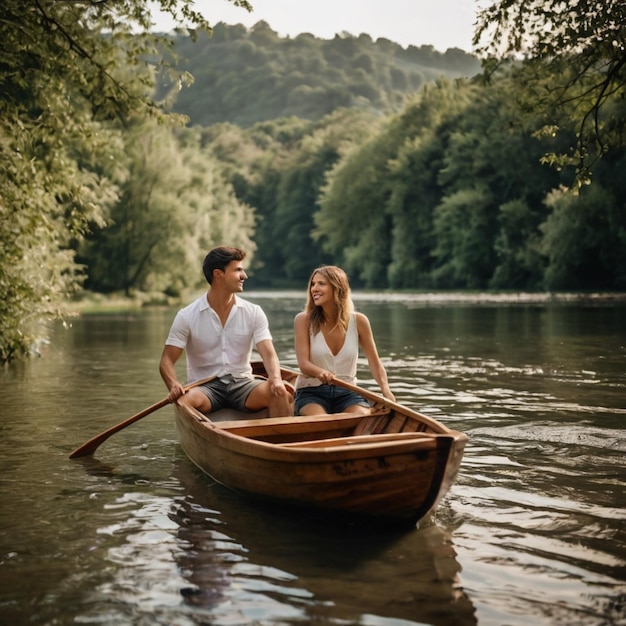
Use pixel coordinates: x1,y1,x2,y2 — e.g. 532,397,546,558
295,313,359,389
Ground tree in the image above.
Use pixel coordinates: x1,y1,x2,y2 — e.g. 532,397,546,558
317,79,476,289
273,108,379,284
491,199,544,290
0,0,247,362
315,132,392,288
541,184,625,290
166,22,480,128
474,0,626,186
80,122,257,296
431,186,496,289
386,80,476,289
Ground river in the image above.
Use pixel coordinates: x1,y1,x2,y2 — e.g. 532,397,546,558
0,292,624,626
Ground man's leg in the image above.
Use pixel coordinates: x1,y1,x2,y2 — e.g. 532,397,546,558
179,387,213,414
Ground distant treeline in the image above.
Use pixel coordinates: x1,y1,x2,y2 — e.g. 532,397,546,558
77,24,625,294
157,21,481,127
82,72,625,293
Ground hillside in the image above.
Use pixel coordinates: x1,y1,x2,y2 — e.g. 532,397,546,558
158,21,481,127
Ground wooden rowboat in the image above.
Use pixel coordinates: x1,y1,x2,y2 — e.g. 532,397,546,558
174,363,467,528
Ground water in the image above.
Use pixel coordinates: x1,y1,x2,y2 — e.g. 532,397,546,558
0,293,624,625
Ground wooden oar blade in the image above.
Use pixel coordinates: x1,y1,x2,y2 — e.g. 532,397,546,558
69,375,216,460
69,433,115,459
69,398,169,458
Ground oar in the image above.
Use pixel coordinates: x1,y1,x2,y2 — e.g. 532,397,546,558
330,376,454,431
277,364,401,411
277,364,447,431
69,376,216,459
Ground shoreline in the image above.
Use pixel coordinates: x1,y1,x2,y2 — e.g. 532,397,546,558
244,290,626,304
68,290,626,314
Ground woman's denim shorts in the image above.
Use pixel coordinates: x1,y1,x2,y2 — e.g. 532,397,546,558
294,384,370,415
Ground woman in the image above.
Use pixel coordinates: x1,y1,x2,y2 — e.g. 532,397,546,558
294,265,396,415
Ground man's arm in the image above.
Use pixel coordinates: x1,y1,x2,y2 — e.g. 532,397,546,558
256,339,288,397
159,344,185,402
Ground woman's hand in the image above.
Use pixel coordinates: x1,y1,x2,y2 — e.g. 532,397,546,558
317,370,335,384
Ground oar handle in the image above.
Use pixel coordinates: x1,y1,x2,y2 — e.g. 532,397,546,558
69,376,216,459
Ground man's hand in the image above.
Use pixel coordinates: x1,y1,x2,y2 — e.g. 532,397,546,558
270,379,288,396
167,381,186,403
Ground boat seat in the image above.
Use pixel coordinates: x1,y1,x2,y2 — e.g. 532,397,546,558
278,431,436,448
212,409,391,437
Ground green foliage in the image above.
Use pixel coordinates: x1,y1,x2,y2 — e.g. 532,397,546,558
432,186,496,288
316,131,394,288
311,71,624,292
0,126,113,360
386,81,477,288
491,200,544,290
317,79,479,288
0,0,211,362
431,76,564,289
80,122,257,295
195,116,316,282
160,23,481,127
274,149,335,281
196,110,380,287
475,0,626,186
541,184,625,290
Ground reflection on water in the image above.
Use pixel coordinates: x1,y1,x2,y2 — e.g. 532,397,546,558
0,296,624,625
172,461,476,626
73,457,475,626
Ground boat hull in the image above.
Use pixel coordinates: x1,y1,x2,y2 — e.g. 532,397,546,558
174,401,466,527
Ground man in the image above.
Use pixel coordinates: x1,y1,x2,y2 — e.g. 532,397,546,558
159,246,292,417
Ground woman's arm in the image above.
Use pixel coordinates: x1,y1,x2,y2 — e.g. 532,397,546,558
355,312,396,401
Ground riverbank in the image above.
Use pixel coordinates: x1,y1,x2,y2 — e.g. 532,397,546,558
246,290,626,304
70,289,626,314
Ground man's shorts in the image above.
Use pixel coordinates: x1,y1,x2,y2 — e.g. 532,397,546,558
197,374,265,412
294,384,370,415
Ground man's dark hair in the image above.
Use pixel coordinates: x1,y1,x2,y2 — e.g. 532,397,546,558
202,246,246,284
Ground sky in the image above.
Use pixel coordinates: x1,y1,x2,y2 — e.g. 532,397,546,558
149,0,480,53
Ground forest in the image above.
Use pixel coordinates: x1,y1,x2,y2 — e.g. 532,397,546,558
1,0,625,362
157,21,480,127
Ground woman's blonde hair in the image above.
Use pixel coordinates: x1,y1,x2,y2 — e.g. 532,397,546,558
304,266,353,334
